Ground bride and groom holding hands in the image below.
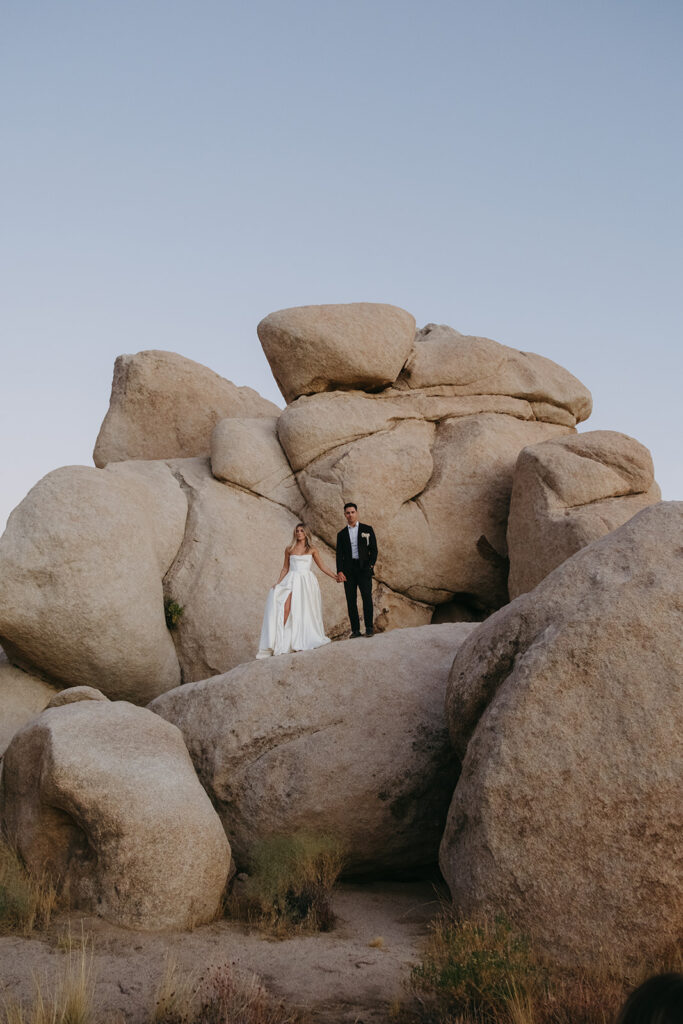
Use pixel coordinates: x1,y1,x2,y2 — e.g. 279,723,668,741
256,503,378,659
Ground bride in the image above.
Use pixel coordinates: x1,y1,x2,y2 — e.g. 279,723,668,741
256,523,340,659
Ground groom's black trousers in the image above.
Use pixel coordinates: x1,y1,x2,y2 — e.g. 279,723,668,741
343,561,374,633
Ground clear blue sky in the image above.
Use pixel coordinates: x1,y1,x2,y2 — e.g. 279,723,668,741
1,0,681,530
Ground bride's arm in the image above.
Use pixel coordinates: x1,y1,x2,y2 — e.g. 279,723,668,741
274,548,290,586
311,547,341,580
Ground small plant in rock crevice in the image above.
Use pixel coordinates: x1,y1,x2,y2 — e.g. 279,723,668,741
226,832,346,938
164,598,184,631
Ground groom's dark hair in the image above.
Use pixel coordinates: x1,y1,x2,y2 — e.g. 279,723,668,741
343,502,358,511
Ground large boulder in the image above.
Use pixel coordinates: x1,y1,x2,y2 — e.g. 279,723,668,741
0,461,186,702
210,416,304,515
440,502,683,969
93,350,280,467
0,700,231,930
399,324,592,425
0,651,58,757
151,623,478,873
257,303,417,403
163,457,428,680
507,430,661,597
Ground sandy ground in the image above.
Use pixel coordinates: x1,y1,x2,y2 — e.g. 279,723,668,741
0,880,444,1023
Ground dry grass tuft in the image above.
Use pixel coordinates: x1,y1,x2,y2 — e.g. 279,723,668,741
152,953,199,1024
369,936,385,949
1,930,94,1024
226,832,345,937
0,840,58,936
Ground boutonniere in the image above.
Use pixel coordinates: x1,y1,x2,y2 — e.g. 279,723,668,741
361,532,370,542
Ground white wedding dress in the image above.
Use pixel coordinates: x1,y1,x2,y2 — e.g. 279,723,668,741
256,553,331,659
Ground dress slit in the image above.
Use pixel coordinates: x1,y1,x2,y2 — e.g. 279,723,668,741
256,554,331,659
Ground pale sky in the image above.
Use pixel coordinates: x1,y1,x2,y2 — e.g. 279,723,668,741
1,0,681,531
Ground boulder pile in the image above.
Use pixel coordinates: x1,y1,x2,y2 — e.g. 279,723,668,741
0,301,677,966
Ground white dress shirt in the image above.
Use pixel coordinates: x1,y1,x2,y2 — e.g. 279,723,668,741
347,523,360,559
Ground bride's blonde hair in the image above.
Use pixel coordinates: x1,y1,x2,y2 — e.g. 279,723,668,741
288,522,313,552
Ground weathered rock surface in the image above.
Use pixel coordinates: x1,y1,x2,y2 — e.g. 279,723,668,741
258,303,416,403
440,502,683,969
377,415,571,606
0,652,58,757
151,623,478,873
93,350,280,467
0,462,186,702
298,419,436,546
268,309,592,613
163,457,429,680
210,416,304,515
292,408,570,608
1,700,231,930
507,430,661,597
399,324,592,424
46,686,109,708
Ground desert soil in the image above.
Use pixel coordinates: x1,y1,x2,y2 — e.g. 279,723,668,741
0,880,443,1023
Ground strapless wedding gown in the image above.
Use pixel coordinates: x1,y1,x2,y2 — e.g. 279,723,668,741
256,553,331,658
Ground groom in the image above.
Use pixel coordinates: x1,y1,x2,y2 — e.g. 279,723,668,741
336,502,378,638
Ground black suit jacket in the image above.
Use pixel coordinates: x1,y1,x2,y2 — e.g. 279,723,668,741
336,523,378,575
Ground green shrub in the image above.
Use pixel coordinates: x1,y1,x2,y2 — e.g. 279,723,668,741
409,912,544,1023
228,832,345,937
404,909,683,1024
164,598,184,630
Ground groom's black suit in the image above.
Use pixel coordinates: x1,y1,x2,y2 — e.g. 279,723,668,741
336,522,378,635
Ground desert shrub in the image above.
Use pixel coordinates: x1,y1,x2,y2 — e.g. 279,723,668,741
227,832,345,937
197,964,306,1024
409,912,543,1023
404,907,683,1024
151,960,306,1024
0,840,57,936
164,598,184,630
2,933,94,1024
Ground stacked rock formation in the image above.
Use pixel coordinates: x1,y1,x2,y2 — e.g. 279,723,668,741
0,301,674,954
0,303,616,702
